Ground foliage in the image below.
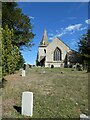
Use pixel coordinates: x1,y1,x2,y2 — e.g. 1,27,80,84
1,25,22,76
1,2,35,76
16,52,25,70
2,2,35,49
78,29,90,72
68,51,83,64
36,52,39,66
0,27,2,67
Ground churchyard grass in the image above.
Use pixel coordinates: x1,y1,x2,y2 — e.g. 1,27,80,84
2,67,88,118
0,67,2,78
0,67,2,84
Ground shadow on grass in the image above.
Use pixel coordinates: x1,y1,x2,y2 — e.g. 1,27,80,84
0,78,7,88
13,105,22,114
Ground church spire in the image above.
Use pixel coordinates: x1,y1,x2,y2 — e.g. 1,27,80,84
40,28,49,46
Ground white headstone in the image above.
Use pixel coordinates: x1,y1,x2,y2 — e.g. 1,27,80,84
26,65,29,74
80,114,89,120
22,92,33,117
22,70,25,77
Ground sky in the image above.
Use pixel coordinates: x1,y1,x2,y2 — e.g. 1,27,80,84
17,2,89,65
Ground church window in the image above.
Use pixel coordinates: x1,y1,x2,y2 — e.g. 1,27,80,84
53,47,62,61
43,41,45,45
44,49,46,53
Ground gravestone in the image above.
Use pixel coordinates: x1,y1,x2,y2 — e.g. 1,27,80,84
26,64,30,74
23,63,26,70
21,63,27,77
22,92,33,117
22,69,25,77
80,114,89,120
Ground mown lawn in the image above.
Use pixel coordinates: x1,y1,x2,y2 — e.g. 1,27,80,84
2,67,88,118
0,67,2,79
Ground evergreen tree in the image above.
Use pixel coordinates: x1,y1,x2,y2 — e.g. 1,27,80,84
16,52,25,70
2,2,35,49
2,2,35,76
78,29,90,72
2,25,20,76
36,52,39,66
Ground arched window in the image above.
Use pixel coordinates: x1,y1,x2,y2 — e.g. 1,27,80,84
44,49,46,53
53,47,62,61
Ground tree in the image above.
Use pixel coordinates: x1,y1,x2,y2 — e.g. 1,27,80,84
2,2,35,76
16,52,25,70
36,52,39,66
2,25,20,76
78,29,90,72
2,2,35,49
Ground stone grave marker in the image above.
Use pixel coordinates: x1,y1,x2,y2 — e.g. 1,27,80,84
80,114,89,120
22,92,33,117
23,63,26,70
22,69,25,77
26,64,30,74
21,63,27,77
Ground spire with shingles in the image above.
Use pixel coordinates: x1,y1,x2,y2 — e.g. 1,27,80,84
40,28,49,46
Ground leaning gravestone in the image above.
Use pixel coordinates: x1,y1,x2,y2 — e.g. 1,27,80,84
22,92,33,117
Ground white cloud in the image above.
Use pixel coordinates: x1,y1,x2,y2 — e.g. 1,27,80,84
48,33,54,36
56,30,59,33
49,37,54,40
49,32,65,40
70,39,77,45
60,28,64,31
68,17,77,20
56,32,65,37
48,23,87,41
65,24,82,31
80,26,87,31
29,16,35,19
85,19,90,24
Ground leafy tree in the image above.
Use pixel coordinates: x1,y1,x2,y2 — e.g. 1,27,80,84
2,2,35,49
78,29,90,72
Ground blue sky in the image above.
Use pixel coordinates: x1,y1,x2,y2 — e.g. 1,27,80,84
17,2,89,65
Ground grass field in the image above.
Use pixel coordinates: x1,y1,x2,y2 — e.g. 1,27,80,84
2,67,88,118
0,67,2,79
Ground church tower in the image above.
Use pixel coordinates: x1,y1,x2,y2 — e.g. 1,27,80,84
40,28,49,46
38,29,49,66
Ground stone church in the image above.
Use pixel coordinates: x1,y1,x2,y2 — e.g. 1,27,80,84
37,29,82,67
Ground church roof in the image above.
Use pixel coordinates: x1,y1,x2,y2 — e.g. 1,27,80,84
40,29,49,46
